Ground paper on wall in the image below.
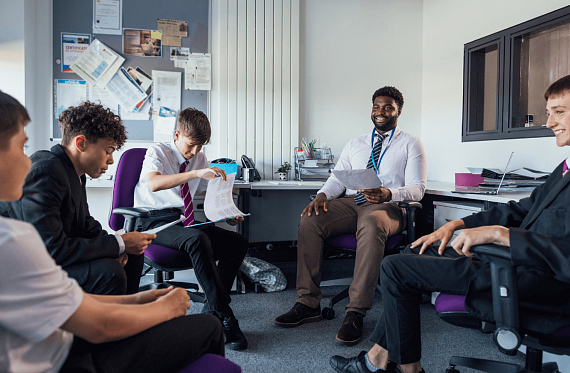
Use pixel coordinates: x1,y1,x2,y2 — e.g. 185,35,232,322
105,67,147,112
93,0,122,35
54,79,87,119
151,70,181,118
119,99,151,120
71,39,124,88
158,19,188,46
153,106,177,142
87,84,119,115
203,173,245,221
182,54,211,90
61,33,91,73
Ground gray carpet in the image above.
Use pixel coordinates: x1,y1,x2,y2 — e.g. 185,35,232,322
148,256,527,373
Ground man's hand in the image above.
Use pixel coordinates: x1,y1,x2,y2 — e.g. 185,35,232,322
358,186,392,204
156,287,191,318
449,225,510,257
121,232,156,255
226,216,245,226
301,193,328,217
196,167,227,181
411,219,465,255
116,252,128,267
134,287,175,304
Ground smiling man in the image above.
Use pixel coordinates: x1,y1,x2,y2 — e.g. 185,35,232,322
133,107,249,350
274,86,428,346
0,101,155,296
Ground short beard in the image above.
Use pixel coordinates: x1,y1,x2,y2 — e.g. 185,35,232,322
371,116,397,134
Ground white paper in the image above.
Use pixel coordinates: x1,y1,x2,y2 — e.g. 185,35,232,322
154,115,176,142
332,169,382,190
181,54,211,90
87,84,119,115
54,80,87,119
105,67,147,112
71,39,124,88
204,173,245,221
93,0,122,35
120,100,150,121
61,33,91,73
142,216,184,234
152,70,181,118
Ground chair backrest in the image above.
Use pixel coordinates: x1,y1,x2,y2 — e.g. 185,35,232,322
109,148,148,231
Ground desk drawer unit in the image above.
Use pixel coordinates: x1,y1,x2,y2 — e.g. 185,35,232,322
433,201,484,238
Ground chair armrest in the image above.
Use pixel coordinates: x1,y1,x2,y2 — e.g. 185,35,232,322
112,207,152,219
397,201,423,210
398,201,422,242
471,244,521,354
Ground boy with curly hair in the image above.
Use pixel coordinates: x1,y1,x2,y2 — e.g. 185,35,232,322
0,101,155,295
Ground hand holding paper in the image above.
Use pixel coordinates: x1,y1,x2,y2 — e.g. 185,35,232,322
332,169,382,190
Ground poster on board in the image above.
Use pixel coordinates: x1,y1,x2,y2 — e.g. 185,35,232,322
123,29,162,57
61,33,91,73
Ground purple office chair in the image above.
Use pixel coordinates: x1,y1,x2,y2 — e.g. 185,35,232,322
320,200,422,320
434,244,570,373
178,354,241,373
110,148,205,302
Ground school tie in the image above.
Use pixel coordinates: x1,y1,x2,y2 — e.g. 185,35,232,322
354,132,388,205
180,160,195,226
564,159,569,177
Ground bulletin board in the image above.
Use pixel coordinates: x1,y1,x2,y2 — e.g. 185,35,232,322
52,0,209,141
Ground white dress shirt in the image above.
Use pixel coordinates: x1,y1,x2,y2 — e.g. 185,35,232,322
134,141,209,208
318,126,428,202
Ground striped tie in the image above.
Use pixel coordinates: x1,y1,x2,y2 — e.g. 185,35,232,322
354,133,388,205
564,159,569,177
180,160,195,226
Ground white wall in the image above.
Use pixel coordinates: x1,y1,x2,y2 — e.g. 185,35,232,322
299,0,423,155
0,1,25,104
422,0,570,182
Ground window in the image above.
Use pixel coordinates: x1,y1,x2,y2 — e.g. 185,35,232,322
462,5,570,142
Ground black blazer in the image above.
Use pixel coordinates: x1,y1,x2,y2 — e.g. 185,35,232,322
463,161,570,324
0,145,119,280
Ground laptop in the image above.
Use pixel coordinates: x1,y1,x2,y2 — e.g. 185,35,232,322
452,152,514,195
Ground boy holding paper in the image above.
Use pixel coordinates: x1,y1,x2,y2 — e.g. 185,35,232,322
134,107,249,350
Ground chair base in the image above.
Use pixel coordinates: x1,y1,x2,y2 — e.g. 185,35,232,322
447,355,560,373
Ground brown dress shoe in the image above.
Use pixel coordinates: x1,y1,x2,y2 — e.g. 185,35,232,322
336,311,364,345
274,302,322,328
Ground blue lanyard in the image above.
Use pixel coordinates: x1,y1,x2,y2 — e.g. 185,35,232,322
370,128,395,174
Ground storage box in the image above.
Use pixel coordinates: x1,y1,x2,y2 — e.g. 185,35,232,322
209,163,238,176
455,173,484,187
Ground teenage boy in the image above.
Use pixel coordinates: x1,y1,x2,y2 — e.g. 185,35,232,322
134,107,249,350
0,101,155,296
0,90,226,373
330,76,570,373
275,86,428,346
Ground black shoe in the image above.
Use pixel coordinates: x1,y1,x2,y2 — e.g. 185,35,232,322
336,311,364,346
221,315,248,350
330,351,395,373
274,302,322,328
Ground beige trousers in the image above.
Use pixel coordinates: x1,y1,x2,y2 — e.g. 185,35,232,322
296,195,406,315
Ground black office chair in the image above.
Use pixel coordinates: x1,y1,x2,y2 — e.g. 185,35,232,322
311,195,422,319
434,244,570,373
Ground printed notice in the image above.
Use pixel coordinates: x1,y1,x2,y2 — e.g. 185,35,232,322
61,33,91,73
70,39,124,88
203,173,246,222
158,19,188,46
93,0,122,35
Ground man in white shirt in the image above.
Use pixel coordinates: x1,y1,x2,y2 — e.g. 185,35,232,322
0,91,226,373
134,108,249,350
275,86,428,346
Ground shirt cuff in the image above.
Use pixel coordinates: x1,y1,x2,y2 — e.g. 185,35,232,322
389,188,399,202
114,233,126,254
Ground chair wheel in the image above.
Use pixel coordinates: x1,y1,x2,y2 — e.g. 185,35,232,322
322,307,335,320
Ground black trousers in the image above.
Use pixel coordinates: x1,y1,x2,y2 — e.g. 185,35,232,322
64,254,144,296
60,314,225,373
138,218,249,316
370,246,477,365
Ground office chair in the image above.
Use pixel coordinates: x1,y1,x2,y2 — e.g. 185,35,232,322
434,244,570,373
316,198,422,320
178,354,241,373
109,148,205,302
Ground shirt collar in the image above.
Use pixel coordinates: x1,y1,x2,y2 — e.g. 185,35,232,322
374,125,400,142
170,140,187,165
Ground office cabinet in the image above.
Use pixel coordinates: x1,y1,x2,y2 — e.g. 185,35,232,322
433,201,484,240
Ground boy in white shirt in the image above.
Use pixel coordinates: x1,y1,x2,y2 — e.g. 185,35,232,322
0,91,226,373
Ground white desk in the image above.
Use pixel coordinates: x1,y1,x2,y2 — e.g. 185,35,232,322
250,180,325,190
426,181,533,205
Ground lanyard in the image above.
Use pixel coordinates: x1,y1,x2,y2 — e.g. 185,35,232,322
370,127,395,174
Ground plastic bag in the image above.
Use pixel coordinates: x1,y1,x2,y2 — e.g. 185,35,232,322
239,256,286,292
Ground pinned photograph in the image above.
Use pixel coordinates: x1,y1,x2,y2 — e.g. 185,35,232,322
123,28,162,57
170,47,190,61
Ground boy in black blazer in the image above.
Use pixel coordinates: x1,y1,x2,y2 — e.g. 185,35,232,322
330,76,570,373
0,101,155,295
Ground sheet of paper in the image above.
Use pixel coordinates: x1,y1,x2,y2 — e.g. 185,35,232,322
120,99,150,121
182,54,211,90
71,39,124,88
158,19,188,38
61,33,91,73
54,79,87,119
191,214,251,227
123,28,163,57
152,70,181,118
332,169,382,190
154,106,177,142
87,84,118,115
204,173,245,221
142,216,184,234
105,67,147,112
170,47,190,60
93,0,122,35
